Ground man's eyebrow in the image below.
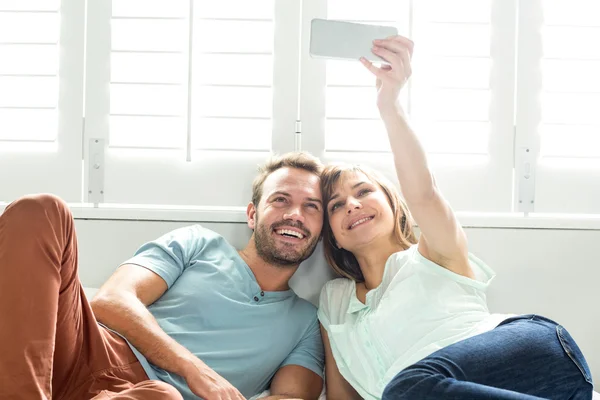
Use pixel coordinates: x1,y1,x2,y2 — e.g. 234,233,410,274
268,191,291,198
268,191,321,204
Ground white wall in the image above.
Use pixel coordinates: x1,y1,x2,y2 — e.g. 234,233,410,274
75,218,600,384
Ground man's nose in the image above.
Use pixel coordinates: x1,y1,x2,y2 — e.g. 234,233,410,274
283,206,305,223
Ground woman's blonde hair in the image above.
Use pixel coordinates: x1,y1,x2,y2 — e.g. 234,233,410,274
321,164,418,282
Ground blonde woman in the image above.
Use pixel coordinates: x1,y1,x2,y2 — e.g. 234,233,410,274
318,35,593,400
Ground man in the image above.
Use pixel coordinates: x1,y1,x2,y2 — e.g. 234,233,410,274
0,152,325,400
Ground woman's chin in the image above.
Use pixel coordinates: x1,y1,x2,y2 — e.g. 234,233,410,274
343,236,379,253
341,229,396,254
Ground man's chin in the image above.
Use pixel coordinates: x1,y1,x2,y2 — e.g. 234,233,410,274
275,244,318,265
272,251,304,266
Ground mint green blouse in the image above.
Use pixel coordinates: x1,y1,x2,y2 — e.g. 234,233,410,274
318,245,513,399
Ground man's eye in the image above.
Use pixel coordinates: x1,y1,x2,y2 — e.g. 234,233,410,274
274,197,287,202
307,203,320,210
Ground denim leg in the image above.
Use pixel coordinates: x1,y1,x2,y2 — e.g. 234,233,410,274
382,315,593,400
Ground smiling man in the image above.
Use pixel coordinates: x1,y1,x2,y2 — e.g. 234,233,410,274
0,152,325,400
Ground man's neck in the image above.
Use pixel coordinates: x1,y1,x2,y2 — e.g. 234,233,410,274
238,240,299,292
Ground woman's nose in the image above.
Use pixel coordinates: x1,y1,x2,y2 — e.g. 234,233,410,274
346,198,362,213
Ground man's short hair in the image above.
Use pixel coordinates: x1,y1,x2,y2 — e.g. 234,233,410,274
251,152,324,206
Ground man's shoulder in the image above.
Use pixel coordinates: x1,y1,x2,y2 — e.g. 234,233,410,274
292,293,318,311
164,224,233,251
281,293,318,324
280,295,321,340
166,223,222,240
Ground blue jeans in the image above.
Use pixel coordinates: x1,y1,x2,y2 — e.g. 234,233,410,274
382,315,593,400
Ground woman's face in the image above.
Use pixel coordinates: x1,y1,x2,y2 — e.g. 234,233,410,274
326,171,396,252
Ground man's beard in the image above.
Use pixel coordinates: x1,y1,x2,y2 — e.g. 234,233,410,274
254,215,320,268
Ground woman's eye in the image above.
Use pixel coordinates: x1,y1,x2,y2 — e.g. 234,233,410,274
358,188,372,197
330,202,342,212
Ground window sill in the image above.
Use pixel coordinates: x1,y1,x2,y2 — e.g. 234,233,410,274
2,203,600,230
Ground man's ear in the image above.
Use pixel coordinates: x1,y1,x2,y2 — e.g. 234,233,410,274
247,202,257,230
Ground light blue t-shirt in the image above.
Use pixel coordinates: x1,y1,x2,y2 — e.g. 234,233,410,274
119,224,324,400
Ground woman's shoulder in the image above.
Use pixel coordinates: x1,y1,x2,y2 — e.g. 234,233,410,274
399,243,498,290
321,277,354,298
383,244,420,275
318,278,354,322
390,244,419,262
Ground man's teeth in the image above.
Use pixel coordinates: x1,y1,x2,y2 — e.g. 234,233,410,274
276,229,304,239
350,217,372,229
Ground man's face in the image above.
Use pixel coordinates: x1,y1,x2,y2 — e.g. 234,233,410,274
249,167,323,267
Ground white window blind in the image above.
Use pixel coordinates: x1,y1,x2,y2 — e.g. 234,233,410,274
0,0,59,145
84,0,300,206
191,0,274,151
409,0,492,156
522,0,600,214
109,0,188,150
323,0,409,153
0,0,84,202
324,0,492,156
300,0,516,212
540,1,600,161
108,0,273,152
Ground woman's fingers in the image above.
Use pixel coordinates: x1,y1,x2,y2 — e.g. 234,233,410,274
373,38,409,57
362,34,414,90
360,57,385,78
389,35,414,57
373,38,411,63
396,45,412,79
372,37,412,76
371,45,404,69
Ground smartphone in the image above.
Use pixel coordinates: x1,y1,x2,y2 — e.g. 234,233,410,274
309,18,399,63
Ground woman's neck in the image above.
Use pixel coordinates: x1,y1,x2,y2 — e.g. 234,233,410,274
354,237,405,290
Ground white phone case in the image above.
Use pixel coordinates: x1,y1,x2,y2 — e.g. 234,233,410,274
309,18,399,63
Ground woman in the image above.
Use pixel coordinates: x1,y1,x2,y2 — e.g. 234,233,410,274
318,35,593,400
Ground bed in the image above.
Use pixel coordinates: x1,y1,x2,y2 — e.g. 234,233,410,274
83,287,597,399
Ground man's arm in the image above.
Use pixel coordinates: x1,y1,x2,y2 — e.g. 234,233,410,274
260,308,325,400
261,365,323,400
91,263,244,400
92,264,185,372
